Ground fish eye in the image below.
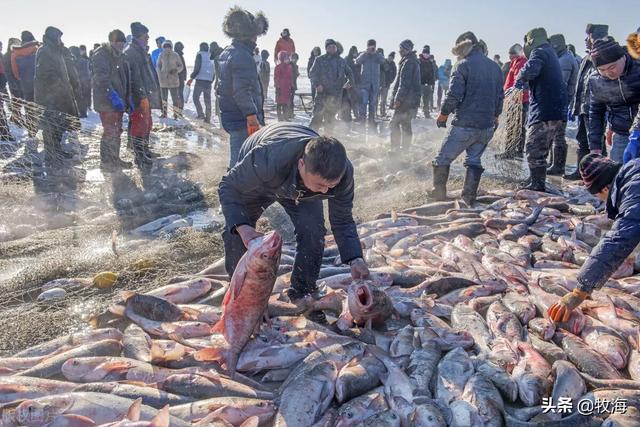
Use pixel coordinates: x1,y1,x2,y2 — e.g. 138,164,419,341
391,413,398,419
346,411,353,418
257,402,265,407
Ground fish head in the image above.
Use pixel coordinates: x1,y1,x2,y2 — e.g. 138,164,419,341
516,373,545,407
348,281,374,312
15,397,71,426
247,231,283,274
61,357,108,381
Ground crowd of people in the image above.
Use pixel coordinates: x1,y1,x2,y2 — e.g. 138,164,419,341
1,5,640,346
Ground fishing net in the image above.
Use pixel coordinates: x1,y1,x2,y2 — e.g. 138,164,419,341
491,89,528,182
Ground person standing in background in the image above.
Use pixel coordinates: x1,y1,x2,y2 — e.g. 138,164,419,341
514,27,567,192
189,42,215,123
355,39,384,128
341,45,360,122
11,31,39,135
309,39,352,132
436,58,452,109
307,46,321,101
69,46,90,118
79,44,91,110
493,54,503,68
418,45,437,118
209,41,224,118
34,26,81,168
217,6,268,168
565,24,609,180
156,40,184,119
5,38,24,127
289,52,299,119
174,41,187,116
389,39,421,150
501,43,530,159
274,51,294,121
546,33,578,176
379,51,396,117
92,29,132,171
274,28,295,64
124,21,162,169
151,36,165,67
258,50,270,101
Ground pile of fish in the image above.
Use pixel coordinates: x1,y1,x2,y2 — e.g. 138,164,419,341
4,184,640,426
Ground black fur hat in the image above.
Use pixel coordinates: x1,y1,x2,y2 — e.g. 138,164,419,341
222,6,269,40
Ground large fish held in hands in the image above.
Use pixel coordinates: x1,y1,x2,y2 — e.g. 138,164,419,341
195,231,282,375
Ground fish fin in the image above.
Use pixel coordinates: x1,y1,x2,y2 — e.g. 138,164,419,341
227,271,247,304
126,398,142,421
54,414,96,427
195,370,223,383
180,306,201,319
107,304,126,317
150,405,170,427
211,317,225,334
99,360,133,374
194,346,225,363
120,290,136,301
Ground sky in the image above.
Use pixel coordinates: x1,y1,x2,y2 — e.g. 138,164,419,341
3,0,638,67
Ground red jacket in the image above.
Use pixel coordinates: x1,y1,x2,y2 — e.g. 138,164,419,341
274,38,295,64
274,56,294,105
504,55,529,104
11,41,39,80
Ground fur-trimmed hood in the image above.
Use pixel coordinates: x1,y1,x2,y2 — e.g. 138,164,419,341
628,29,640,60
452,39,475,59
222,6,268,40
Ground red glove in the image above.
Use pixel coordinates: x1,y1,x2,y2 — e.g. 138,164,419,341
246,114,260,136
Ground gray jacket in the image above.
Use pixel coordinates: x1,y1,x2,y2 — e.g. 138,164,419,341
355,51,384,89
558,50,578,110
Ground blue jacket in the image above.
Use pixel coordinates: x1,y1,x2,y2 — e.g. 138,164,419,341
441,47,504,129
588,55,640,149
438,63,451,86
355,51,384,89
578,159,640,293
391,51,421,111
217,39,265,132
517,43,567,125
219,123,363,264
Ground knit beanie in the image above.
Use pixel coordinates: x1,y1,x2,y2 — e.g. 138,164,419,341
325,38,337,48
399,39,414,51
579,154,621,194
591,37,626,67
549,34,567,54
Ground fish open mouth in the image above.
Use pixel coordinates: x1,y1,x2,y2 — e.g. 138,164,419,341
355,284,372,308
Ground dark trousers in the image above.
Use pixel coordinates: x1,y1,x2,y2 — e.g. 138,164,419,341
421,84,434,116
161,87,180,117
526,120,564,169
193,80,212,121
223,197,326,295
277,103,292,121
310,93,341,131
390,107,417,148
379,86,390,116
437,83,449,109
576,114,590,153
99,111,124,164
41,110,67,167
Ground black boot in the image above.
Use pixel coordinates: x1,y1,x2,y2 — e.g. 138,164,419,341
461,166,484,206
132,138,153,170
563,148,589,181
429,165,450,201
547,144,567,176
522,166,547,192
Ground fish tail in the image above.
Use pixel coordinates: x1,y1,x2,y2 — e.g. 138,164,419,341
211,317,225,334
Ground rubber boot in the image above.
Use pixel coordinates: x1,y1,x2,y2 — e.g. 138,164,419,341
563,148,589,181
132,138,153,170
522,166,547,192
547,144,567,176
461,166,484,206
430,165,450,201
